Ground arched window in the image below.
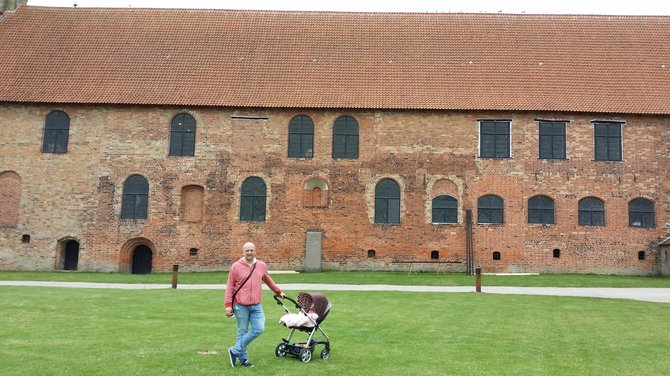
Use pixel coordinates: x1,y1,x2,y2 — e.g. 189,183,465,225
240,177,267,222
528,195,555,225
578,197,605,226
478,195,504,224
375,179,400,224
628,198,655,228
332,115,359,159
288,115,314,158
42,110,70,153
121,175,149,219
169,113,196,156
181,185,204,222
432,195,457,224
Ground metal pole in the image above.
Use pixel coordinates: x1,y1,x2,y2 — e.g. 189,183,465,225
172,264,179,289
475,266,481,292
465,209,473,275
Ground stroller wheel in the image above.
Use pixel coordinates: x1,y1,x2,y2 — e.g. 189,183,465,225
299,348,312,363
320,348,330,360
275,343,288,357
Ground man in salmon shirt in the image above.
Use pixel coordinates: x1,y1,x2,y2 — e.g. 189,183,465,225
225,242,285,368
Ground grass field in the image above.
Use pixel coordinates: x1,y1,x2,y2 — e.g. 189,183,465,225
1,270,670,287
1,278,669,375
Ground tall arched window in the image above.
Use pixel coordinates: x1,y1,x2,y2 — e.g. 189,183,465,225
169,113,196,156
288,115,314,158
332,115,359,159
432,195,457,224
528,195,555,225
240,177,267,222
478,195,504,224
578,197,605,226
42,110,70,153
628,198,655,228
374,179,400,224
121,175,149,219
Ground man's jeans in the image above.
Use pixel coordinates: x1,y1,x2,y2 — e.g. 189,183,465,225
231,303,265,361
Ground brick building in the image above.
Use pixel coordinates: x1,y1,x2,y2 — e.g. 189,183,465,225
1,7,669,275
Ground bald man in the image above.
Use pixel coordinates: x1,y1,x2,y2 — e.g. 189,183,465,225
225,242,285,368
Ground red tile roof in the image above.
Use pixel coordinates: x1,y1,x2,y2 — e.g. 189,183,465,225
2,6,670,114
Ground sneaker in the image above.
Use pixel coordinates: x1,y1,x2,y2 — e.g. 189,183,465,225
228,348,237,368
239,360,255,368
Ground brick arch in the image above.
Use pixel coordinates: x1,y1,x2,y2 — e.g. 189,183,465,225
119,237,157,273
302,177,329,207
181,185,204,222
0,171,21,228
55,236,81,271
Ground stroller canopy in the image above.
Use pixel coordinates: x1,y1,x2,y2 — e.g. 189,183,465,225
297,292,331,324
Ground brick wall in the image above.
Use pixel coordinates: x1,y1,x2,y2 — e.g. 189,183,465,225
0,103,668,274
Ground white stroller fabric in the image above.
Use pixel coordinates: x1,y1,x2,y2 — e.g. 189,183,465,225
279,311,319,328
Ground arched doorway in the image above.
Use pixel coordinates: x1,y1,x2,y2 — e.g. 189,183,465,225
131,245,152,274
63,240,80,271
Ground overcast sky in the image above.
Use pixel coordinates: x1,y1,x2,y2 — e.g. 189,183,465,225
25,0,670,15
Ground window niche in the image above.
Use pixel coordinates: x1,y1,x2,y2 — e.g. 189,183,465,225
303,178,329,207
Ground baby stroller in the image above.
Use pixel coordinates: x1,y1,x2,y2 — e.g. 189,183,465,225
273,292,331,363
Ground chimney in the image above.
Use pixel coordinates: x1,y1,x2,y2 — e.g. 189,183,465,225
2,0,28,14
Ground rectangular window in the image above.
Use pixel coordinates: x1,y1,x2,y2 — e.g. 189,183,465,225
594,122,622,161
480,121,510,158
538,121,566,159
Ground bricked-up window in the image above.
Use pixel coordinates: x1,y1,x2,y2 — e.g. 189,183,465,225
628,198,655,228
121,175,149,219
528,195,555,225
538,121,566,159
332,115,359,159
0,171,21,228
288,115,314,158
479,120,510,158
42,110,70,153
477,195,504,224
432,195,457,224
169,113,196,156
181,185,204,222
578,197,605,226
594,122,622,161
240,177,266,222
375,179,400,224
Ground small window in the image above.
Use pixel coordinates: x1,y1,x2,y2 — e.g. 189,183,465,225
493,251,501,260
478,195,504,224
594,122,622,161
628,198,655,228
638,251,645,260
189,248,199,256
240,177,267,222
332,116,359,159
121,175,149,219
367,249,376,258
528,195,555,225
288,115,314,158
169,113,196,156
431,250,439,260
578,197,605,226
374,179,401,224
432,195,458,224
480,120,510,158
553,249,561,258
22,234,31,243
539,121,566,159
42,110,70,153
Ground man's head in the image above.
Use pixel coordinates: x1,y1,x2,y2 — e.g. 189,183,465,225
242,242,256,262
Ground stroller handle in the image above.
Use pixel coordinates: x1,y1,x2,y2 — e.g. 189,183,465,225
274,294,300,309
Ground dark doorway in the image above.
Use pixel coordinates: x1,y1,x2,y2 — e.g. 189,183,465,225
132,245,152,274
63,240,79,271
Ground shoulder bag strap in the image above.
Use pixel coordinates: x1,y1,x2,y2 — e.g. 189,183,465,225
231,262,257,310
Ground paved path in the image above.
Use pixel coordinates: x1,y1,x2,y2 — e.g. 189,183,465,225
1,281,669,303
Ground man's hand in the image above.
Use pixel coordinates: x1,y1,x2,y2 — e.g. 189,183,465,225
225,307,233,317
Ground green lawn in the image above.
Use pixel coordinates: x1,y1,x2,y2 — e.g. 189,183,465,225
0,270,669,287
0,287,668,375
